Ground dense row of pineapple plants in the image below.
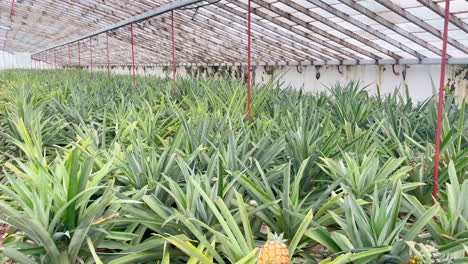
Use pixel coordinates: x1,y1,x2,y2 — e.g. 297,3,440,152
0,69,466,264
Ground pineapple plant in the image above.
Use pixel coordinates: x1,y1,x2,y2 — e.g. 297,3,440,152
0,70,466,264
258,234,289,264
407,242,454,264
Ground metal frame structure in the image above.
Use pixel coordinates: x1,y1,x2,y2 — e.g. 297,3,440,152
33,0,204,55
433,0,451,201
1,0,466,67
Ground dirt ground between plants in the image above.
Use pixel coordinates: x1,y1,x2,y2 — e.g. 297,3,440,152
0,223,8,245
0,223,15,264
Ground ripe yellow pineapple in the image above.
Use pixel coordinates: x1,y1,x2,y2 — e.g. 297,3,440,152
407,256,424,264
258,233,289,264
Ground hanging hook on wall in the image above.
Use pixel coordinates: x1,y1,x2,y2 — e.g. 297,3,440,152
296,65,303,74
392,64,400,76
337,65,343,75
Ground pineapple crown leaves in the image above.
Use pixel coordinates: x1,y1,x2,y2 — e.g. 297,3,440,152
267,233,287,243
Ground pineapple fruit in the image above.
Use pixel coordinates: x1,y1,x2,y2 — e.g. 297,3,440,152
408,243,453,264
258,233,289,264
407,256,424,264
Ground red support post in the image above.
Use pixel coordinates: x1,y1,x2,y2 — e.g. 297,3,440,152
171,10,177,91
130,24,136,85
2,0,15,50
54,48,57,69
106,32,111,80
90,38,93,80
68,45,71,70
9,0,15,20
432,0,451,202
247,0,252,118
78,41,81,78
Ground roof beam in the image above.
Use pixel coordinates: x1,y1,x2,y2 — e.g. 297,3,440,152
105,0,290,64
306,0,426,59
195,4,322,62
339,0,445,57
215,2,335,61
187,9,311,62
251,0,381,60
237,3,359,60
416,0,468,33
79,0,289,64
32,0,204,55
103,0,282,64
1,0,108,52
375,0,468,54
278,0,402,60
59,0,204,64
229,1,349,61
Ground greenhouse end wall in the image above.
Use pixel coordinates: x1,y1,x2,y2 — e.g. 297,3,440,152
0,51,31,69
100,63,467,102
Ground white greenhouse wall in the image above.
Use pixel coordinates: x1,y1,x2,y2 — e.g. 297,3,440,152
252,64,467,103
3,57,466,102
0,51,31,69
94,64,467,102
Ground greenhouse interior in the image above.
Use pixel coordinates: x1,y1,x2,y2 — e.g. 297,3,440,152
0,0,467,263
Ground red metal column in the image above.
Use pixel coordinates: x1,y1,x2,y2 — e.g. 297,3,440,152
9,0,15,19
171,10,177,90
130,24,136,85
432,0,451,202
68,45,71,70
90,38,93,80
2,0,15,50
247,0,252,118
106,32,111,80
78,41,81,78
